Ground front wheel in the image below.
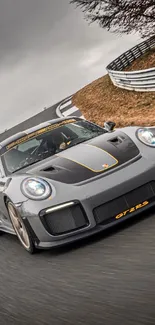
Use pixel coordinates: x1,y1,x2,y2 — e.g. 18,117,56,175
7,201,37,254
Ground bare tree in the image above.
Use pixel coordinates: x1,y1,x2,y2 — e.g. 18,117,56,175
70,0,155,38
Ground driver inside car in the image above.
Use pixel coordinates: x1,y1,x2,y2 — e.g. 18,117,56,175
5,130,72,173
52,131,68,151
41,131,68,155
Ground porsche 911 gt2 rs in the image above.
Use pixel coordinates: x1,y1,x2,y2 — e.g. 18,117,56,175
0,116,155,253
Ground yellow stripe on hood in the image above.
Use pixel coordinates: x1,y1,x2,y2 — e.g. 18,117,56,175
57,143,118,173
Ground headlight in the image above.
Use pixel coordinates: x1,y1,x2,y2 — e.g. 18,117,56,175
21,177,51,200
137,128,155,147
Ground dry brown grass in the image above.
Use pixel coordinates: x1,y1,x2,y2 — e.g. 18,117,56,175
126,48,155,71
72,49,155,128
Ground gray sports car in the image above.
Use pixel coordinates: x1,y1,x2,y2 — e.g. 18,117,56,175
0,116,155,253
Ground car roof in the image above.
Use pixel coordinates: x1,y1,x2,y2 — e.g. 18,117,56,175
0,116,80,154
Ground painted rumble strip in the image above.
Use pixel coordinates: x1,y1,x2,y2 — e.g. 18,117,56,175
58,98,85,119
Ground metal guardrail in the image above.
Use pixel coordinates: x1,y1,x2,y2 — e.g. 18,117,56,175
56,95,73,118
106,36,155,91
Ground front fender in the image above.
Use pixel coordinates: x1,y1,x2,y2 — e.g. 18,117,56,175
4,175,29,204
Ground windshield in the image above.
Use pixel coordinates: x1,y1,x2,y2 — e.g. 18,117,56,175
2,119,107,174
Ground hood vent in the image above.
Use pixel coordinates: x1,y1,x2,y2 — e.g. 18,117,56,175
41,166,55,172
108,136,123,145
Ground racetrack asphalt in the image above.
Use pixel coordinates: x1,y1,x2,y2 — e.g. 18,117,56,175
1,206,155,325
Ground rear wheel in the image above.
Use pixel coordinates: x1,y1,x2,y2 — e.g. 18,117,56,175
7,201,37,254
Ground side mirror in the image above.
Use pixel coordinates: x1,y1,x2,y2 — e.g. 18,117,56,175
104,121,116,132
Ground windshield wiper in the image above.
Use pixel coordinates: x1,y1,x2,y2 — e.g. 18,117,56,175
64,138,89,150
64,136,100,148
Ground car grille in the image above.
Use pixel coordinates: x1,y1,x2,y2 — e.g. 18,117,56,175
94,181,155,225
41,203,89,236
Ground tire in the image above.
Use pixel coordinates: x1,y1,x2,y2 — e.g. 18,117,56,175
7,201,37,254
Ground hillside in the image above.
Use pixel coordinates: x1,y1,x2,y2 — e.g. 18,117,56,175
72,48,155,127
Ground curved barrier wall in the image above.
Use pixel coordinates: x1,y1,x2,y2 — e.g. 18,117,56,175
106,36,155,91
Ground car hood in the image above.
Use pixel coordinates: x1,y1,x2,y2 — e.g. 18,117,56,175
19,130,140,184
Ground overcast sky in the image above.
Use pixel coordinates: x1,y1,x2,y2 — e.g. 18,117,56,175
0,0,140,132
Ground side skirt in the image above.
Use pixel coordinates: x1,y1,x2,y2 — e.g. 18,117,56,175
0,222,16,235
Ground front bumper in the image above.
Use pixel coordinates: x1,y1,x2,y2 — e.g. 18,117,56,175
19,156,155,249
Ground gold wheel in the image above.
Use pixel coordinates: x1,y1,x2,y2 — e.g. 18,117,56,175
7,201,35,253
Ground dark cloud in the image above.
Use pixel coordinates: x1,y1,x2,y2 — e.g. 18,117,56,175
0,0,140,132
0,0,70,65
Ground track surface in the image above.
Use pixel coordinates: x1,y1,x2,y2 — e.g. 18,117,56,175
1,207,155,325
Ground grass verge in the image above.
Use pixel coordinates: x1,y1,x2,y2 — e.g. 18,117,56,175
72,48,155,127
